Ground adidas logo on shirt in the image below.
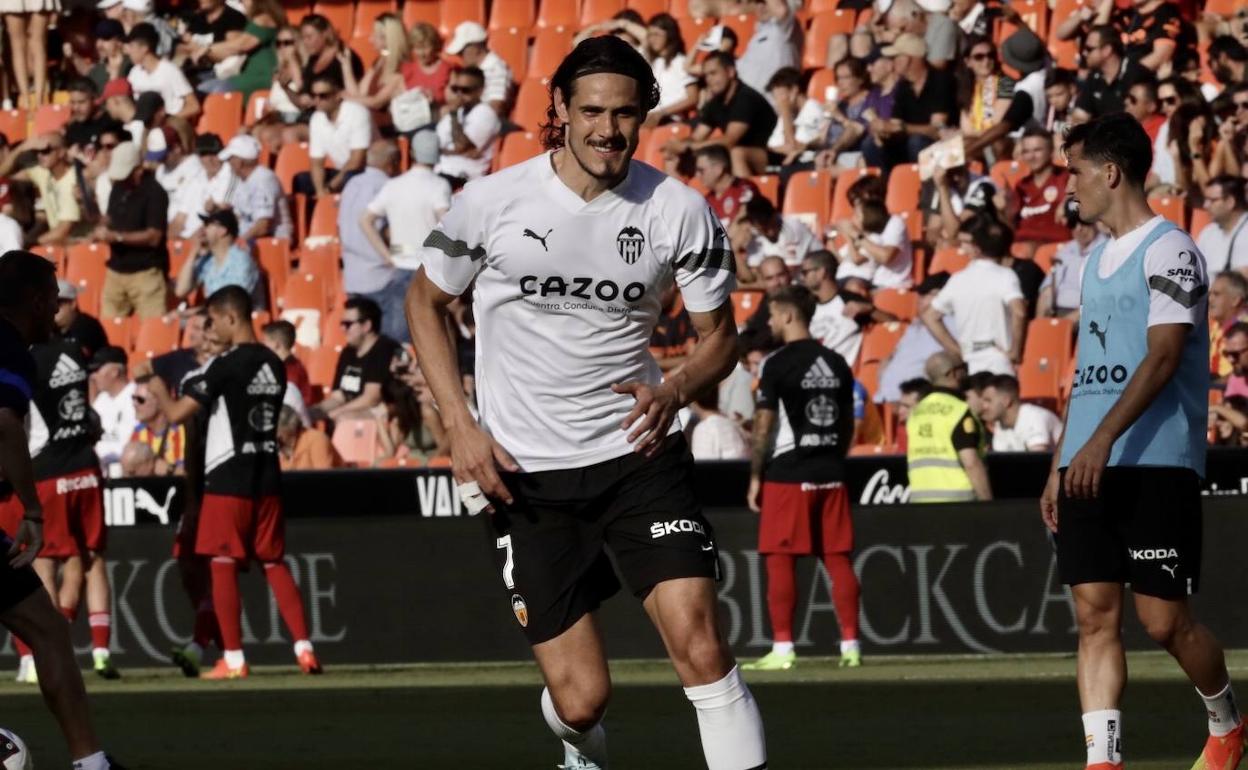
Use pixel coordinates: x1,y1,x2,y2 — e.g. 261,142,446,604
246,363,282,396
800,358,840,390
49,353,86,388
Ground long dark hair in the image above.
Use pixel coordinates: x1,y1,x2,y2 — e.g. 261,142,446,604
648,13,685,59
539,35,662,151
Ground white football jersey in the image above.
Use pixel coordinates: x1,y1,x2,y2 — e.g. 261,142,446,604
421,153,736,472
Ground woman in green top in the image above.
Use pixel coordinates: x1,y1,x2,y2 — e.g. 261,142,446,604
191,0,286,101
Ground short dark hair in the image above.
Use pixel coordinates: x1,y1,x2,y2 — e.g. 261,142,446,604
835,57,867,82
860,198,889,234
1021,123,1053,143
744,193,777,223
309,71,344,93
965,370,995,394
205,285,253,320
67,77,97,97
1128,73,1158,104
847,173,885,205
345,296,382,334
802,249,837,274
1216,270,1248,300
261,320,296,350
540,35,660,151
300,13,331,32
899,377,932,399
694,144,731,168
1063,112,1153,187
1210,35,1248,63
125,23,159,53
986,374,1020,399
0,250,55,308
1045,68,1076,89
451,65,485,85
704,51,736,71
961,213,1014,259
1208,175,1246,210
1227,321,1248,341
1087,25,1124,58
766,66,802,91
692,385,719,410
769,285,817,327
647,13,685,56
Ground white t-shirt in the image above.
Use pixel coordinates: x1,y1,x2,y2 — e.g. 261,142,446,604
156,155,209,238
207,162,240,209
835,214,913,289
992,402,1063,452
309,100,374,168
767,98,827,156
434,102,502,181
745,216,819,267
1195,212,1248,275
420,154,735,471
366,166,452,270
127,59,193,116
480,51,512,106
652,53,695,112
92,382,137,467
1082,216,1207,327
690,413,749,460
810,295,862,364
931,258,1024,375
0,213,22,253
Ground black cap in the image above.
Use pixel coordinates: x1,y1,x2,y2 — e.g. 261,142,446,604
89,345,128,371
195,133,223,156
95,18,125,40
201,208,239,237
134,92,162,125
917,271,951,295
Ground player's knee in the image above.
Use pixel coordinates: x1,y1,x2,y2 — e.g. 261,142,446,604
1075,605,1118,639
1139,610,1189,648
551,683,610,730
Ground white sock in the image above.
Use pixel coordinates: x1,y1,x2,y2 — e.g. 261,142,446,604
72,750,109,770
18,654,31,666
224,649,246,669
1199,683,1242,737
92,647,109,659
840,639,860,655
1082,709,1122,765
293,639,314,656
684,666,767,770
771,641,794,656
540,687,608,768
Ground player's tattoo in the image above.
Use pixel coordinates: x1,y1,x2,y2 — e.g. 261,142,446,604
750,409,776,479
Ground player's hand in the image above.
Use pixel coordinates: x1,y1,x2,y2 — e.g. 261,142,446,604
613,380,680,457
1063,435,1110,500
747,477,762,513
1039,469,1059,533
8,512,42,569
449,423,519,511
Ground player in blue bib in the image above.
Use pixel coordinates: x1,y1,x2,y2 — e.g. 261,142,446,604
1041,113,1245,770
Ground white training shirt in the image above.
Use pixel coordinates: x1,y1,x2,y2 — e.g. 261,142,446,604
434,102,502,181
1081,215,1207,328
1195,212,1248,276
835,214,913,289
745,216,819,267
127,59,193,116
366,166,452,271
420,154,736,471
991,402,1063,452
931,258,1024,375
309,100,374,168
809,295,862,364
652,53,696,112
690,413,749,460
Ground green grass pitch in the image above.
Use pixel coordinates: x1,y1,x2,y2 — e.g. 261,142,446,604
0,650,1237,768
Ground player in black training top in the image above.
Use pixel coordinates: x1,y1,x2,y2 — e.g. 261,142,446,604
0,250,124,770
745,285,862,671
147,286,319,680
0,336,119,682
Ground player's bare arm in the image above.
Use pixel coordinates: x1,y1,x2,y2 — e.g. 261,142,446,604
0,407,42,568
145,375,201,426
406,269,517,507
747,408,776,513
1064,323,1189,499
615,302,737,456
1040,427,1068,533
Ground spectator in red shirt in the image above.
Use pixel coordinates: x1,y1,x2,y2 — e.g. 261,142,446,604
1009,125,1071,258
401,21,453,107
694,144,758,225
261,320,312,405
1125,75,1166,142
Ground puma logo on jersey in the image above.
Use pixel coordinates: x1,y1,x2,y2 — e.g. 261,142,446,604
523,228,553,251
246,363,282,396
1161,564,1178,579
800,358,839,390
49,353,86,388
1088,317,1110,353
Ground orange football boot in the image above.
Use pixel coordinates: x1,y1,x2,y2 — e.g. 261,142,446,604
199,659,249,680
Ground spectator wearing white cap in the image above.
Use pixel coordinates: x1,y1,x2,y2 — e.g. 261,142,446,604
292,71,372,202
445,21,512,116
150,123,210,239
194,133,240,213
219,134,292,241
113,0,176,56
360,130,449,341
93,140,171,318
2,0,55,113
433,65,500,188
125,23,200,123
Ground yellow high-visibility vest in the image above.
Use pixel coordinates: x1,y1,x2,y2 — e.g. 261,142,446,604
905,391,985,503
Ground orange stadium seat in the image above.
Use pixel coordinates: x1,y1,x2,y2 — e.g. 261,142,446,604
1190,208,1212,240
873,288,918,321
1032,242,1057,273
353,0,396,38
427,456,453,468
1205,0,1239,15
305,343,342,388
439,0,486,37
282,0,310,25
489,27,529,82
859,321,906,367
885,163,921,215
133,315,180,357
33,104,70,136
311,1,353,34
354,36,381,70
167,238,195,279
628,0,667,18
804,10,856,69
274,142,311,194
197,92,243,142
103,316,135,350
990,159,1029,191
1025,317,1075,371
488,0,534,31
537,0,578,28
830,166,880,222
243,90,270,127
730,289,763,325
280,273,330,326
807,67,836,102
928,245,971,275
332,418,379,467
856,359,880,396
676,16,715,50
1011,0,1048,39
306,195,341,244
1019,355,1062,405
581,0,625,26
495,130,543,171
256,237,292,309
512,79,550,130
29,244,63,273
782,170,833,233
641,121,689,169
1149,196,1185,227
719,13,755,44
403,0,439,27
751,174,779,206
531,25,576,79
0,109,25,143
376,455,423,468
809,0,841,12
299,240,343,302
65,242,109,316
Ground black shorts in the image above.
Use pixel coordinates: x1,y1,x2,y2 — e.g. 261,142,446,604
0,529,45,615
487,434,719,646
1056,466,1202,599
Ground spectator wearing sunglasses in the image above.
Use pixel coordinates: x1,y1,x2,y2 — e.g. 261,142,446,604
1072,25,1141,123
1209,272,1248,383
128,381,185,475
292,72,372,203
1124,75,1165,142
310,296,399,422
1199,178,1248,276
433,66,499,190
1223,323,1248,399
0,132,83,246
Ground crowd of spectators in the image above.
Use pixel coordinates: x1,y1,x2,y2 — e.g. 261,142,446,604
4,0,1244,471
